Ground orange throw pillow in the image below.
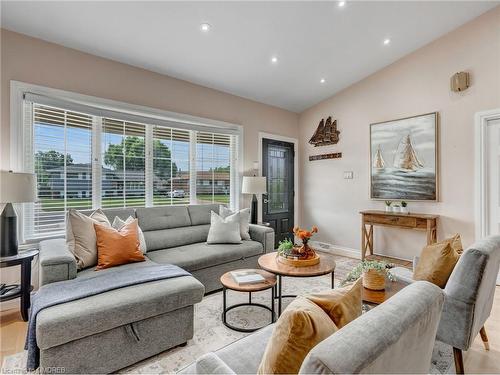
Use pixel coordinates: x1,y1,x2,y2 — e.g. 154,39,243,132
94,219,145,270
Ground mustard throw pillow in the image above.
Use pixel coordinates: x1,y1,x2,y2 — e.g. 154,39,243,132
413,236,460,288
450,233,464,254
306,277,363,328
257,297,337,374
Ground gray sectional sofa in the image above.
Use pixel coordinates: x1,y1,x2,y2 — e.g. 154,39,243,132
36,204,275,373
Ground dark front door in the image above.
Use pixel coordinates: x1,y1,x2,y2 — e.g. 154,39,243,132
262,138,295,248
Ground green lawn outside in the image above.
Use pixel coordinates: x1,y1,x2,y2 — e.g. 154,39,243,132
39,194,229,211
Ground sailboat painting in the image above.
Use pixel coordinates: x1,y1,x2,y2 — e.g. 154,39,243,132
370,112,438,201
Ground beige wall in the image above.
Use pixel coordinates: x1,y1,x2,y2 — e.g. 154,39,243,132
299,6,500,260
0,29,298,297
0,29,299,174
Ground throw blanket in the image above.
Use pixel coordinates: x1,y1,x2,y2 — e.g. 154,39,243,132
25,263,190,371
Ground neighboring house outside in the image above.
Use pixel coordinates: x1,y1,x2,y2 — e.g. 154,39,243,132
42,164,230,198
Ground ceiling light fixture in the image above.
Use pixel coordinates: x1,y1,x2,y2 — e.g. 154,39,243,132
383,38,391,45
271,56,278,64
338,1,346,7
200,23,211,32
320,78,326,84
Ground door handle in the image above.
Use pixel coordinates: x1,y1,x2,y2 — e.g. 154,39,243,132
263,199,269,203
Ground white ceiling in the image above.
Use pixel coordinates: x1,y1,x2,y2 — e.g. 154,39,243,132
1,1,498,112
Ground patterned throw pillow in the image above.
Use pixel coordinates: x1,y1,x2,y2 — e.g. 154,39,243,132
112,216,147,253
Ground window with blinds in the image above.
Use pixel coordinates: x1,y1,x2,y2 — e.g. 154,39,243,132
22,99,239,240
26,104,93,238
196,132,232,205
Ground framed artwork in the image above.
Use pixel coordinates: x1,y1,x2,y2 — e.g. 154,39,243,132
370,112,438,201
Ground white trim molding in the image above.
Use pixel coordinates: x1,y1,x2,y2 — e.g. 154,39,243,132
258,132,299,226
475,107,500,240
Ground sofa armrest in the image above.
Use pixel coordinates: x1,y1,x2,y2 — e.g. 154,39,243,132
195,353,236,375
39,238,77,286
249,224,275,252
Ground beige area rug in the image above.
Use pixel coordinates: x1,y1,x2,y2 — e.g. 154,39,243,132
2,255,453,374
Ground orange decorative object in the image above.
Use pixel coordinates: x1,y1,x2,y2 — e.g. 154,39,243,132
277,226,320,267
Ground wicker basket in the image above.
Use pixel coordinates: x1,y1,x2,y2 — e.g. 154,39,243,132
362,269,386,290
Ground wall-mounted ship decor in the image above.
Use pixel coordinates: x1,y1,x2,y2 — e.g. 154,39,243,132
370,112,438,201
309,116,340,147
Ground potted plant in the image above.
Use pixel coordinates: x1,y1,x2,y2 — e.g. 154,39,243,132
384,200,392,212
401,201,408,214
342,260,396,290
277,238,294,255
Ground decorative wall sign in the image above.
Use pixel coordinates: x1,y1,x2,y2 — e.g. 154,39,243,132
370,112,438,201
309,116,340,147
309,152,342,161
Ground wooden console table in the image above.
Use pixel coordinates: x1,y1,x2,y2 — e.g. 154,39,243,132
360,210,439,260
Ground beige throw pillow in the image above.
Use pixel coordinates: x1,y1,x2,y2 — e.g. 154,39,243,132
112,216,147,253
257,297,337,374
219,206,251,240
207,211,242,244
66,209,110,270
413,236,461,288
306,277,363,329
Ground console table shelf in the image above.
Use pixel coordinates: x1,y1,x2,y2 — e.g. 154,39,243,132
360,210,439,260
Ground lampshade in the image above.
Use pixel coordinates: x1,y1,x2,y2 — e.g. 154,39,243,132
241,176,267,194
0,171,37,203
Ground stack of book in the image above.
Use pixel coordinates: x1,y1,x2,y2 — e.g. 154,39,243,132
230,270,265,285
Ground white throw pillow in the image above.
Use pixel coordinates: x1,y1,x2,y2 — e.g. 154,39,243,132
112,216,147,253
66,209,110,270
219,206,251,240
207,211,242,244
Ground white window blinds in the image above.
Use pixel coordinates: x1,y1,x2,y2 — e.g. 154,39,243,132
21,96,240,241
25,104,93,239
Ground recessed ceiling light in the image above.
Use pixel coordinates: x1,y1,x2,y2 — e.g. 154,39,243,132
338,1,346,7
320,78,326,84
271,56,278,64
383,38,391,45
200,23,211,32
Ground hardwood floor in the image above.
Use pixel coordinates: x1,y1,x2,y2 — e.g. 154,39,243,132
1,255,499,373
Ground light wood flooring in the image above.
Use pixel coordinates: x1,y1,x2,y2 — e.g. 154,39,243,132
1,255,499,373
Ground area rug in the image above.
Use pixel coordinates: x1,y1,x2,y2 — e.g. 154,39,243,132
2,254,454,374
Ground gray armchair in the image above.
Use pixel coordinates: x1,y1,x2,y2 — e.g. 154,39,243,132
392,235,500,374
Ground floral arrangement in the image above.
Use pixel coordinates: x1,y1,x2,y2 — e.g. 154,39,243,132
293,225,318,246
342,260,396,286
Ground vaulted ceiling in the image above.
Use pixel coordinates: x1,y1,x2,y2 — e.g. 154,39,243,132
2,1,497,112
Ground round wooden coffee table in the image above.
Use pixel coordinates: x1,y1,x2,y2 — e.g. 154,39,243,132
220,269,277,332
258,252,336,316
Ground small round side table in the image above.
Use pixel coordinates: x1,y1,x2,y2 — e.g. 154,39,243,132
0,249,39,321
220,269,276,332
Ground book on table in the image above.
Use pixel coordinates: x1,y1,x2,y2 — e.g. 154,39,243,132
231,270,266,285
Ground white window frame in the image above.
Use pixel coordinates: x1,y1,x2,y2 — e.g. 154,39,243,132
10,81,243,243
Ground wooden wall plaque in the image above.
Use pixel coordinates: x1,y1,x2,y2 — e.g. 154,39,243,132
309,152,342,161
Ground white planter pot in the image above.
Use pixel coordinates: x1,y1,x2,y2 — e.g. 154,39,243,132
400,207,408,214
385,206,392,212
392,206,401,213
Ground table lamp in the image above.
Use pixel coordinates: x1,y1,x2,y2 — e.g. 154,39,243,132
0,171,37,257
241,176,267,224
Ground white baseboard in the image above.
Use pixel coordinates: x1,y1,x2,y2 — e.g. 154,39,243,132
310,241,361,259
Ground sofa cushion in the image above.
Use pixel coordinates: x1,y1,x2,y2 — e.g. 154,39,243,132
188,204,221,225
36,267,204,350
146,240,264,272
144,225,211,252
136,206,191,231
